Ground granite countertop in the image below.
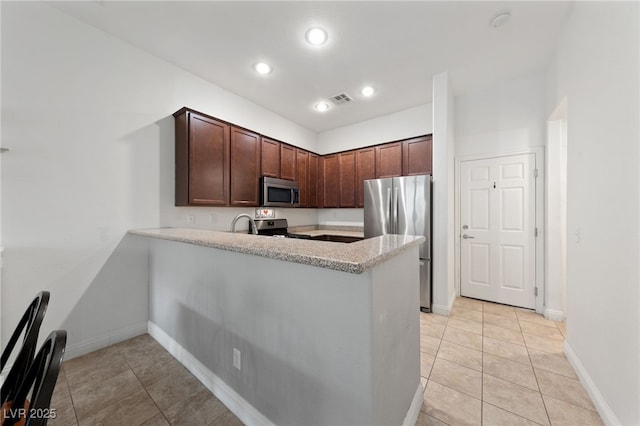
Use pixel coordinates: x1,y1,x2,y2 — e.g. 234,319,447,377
129,228,423,274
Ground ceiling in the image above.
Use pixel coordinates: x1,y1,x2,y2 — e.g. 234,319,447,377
51,1,573,133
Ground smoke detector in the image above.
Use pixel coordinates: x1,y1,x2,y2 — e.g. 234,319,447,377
329,92,353,106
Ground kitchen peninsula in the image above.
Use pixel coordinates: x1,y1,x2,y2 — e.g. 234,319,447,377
130,228,424,425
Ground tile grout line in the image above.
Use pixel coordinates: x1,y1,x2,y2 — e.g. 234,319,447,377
60,366,81,426
485,302,548,425
91,345,149,425
126,352,172,426
528,347,553,426
518,309,554,426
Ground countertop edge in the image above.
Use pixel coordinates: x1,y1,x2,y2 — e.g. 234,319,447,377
128,228,424,274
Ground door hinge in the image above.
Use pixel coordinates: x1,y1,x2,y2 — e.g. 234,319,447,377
534,169,538,178
534,287,538,296
535,227,538,237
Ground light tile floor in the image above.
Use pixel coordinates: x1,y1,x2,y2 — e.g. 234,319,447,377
417,297,604,426
49,297,603,426
49,334,242,426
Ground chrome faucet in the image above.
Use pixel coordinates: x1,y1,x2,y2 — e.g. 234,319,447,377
230,213,258,235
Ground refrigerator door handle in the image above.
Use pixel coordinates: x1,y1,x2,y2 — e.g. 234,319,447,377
392,186,399,234
386,187,392,233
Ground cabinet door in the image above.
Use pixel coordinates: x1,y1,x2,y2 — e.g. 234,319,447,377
261,137,280,178
280,144,297,181
339,151,356,208
308,153,319,207
176,111,229,206
230,127,261,206
403,135,433,175
296,149,309,207
375,142,403,178
355,147,376,208
322,154,340,208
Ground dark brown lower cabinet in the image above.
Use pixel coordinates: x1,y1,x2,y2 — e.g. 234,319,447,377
230,126,261,206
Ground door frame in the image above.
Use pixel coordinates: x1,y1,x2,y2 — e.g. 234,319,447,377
454,147,545,313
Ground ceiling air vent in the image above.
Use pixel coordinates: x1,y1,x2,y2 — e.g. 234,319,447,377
329,92,353,106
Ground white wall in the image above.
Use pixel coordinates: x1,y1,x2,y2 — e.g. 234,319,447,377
431,72,456,314
316,103,432,155
317,208,364,227
455,71,547,158
550,2,639,425
0,2,316,355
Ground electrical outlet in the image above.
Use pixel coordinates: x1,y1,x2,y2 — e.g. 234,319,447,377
186,215,195,225
233,348,241,370
209,214,217,224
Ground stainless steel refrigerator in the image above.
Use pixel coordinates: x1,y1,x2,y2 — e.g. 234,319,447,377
364,175,432,312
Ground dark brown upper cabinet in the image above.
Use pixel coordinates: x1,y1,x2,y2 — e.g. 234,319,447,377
296,149,309,207
280,144,297,181
321,154,340,208
175,107,431,209
174,109,229,206
261,137,280,178
339,152,356,208
375,142,403,178
355,147,376,208
230,127,261,206
308,153,319,208
403,135,433,176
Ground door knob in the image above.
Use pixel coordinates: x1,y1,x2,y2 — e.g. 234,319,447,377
462,234,475,239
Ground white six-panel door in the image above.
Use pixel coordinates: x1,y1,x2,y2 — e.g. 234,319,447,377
460,153,536,309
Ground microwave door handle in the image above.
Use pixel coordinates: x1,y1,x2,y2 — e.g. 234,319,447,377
290,188,294,204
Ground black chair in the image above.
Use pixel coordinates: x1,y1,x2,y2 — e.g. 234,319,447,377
1,291,50,406
2,330,67,426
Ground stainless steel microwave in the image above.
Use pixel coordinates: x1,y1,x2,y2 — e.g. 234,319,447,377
261,177,300,207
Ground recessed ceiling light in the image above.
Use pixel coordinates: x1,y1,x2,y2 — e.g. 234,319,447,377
305,27,328,46
315,102,330,112
490,11,511,28
254,62,272,74
361,86,375,97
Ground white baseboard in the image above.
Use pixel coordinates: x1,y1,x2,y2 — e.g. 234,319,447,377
148,321,274,426
564,341,620,426
64,321,148,360
432,291,456,316
402,383,425,426
543,308,566,322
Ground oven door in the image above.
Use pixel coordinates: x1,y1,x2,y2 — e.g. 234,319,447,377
262,177,300,207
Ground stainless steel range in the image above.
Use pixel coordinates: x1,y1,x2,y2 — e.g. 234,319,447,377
253,219,311,239
253,219,363,243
